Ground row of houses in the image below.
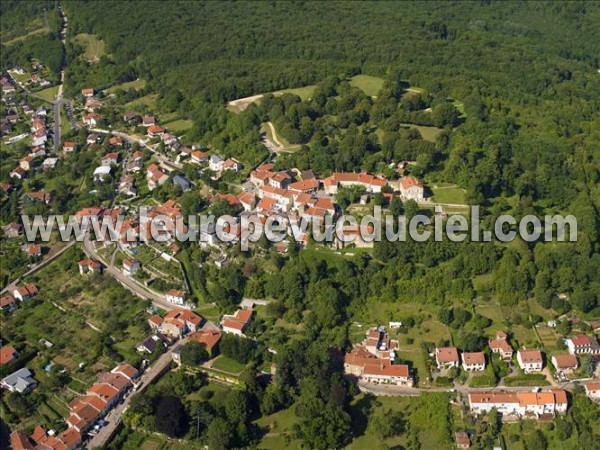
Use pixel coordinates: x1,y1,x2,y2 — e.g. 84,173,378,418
9,363,139,450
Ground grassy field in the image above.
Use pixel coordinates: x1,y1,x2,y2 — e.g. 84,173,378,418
164,118,194,133
255,404,303,449
125,93,159,110
105,78,147,93
273,84,316,100
430,184,467,204
349,74,384,97
408,124,444,142
210,355,245,374
72,33,107,62
33,85,59,102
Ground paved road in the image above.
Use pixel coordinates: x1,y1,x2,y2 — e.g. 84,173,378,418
89,128,182,170
0,241,76,295
82,237,175,310
87,338,186,448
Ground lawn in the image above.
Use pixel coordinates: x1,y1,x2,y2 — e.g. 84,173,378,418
105,78,146,93
164,118,194,133
273,84,316,100
255,404,303,449
125,93,159,110
210,355,245,374
409,124,444,142
347,393,452,449
430,184,467,204
72,33,107,62
33,85,59,102
349,74,384,97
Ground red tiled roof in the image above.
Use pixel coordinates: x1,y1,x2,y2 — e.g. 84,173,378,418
518,349,543,363
436,347,459,363
363,362,409,378
570,334,593,346
0,345,18,365
400,176,423,189
10,431,34,450
462,352,485,365
113,363,138,380
552,354,578,369
189,330,221,351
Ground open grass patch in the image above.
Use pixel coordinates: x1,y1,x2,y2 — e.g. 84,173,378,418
105,78,146,93
430,184,467,204
273,84,316,100
164,118,193,133
33,85,59,102
350,74,384,97
125,93,159,110
211,355,245,374
72,33,107,62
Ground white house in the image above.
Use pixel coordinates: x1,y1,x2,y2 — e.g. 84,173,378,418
551,354,578,374
462,352,486,371
584,382,600,401
93,166,112,182
435,347,460,369
399,176,425,201
165,289,186,306
517,349,544,373
469,389,567,418
222,309,253,336
565,335,600,355
209,155,224,172
122,259,140,276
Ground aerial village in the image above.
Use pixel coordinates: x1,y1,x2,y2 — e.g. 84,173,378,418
2,65,600,450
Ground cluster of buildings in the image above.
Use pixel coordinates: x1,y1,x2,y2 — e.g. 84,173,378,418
8,363,139,450
8,105,54,180
344,326,413,387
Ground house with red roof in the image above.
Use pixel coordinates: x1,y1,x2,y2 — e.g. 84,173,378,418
566,334,600,355
165,289,186,306
221,308,253,336
0,345,19,365
188,329,222,356
399,176,425,201
78,259,102,275
0,295,16,312
344,326,412,386
462,352,486,371
435,347,460,369
81,88,94,97
489,331,513,360
12,283,38,301
584,382,600,401
148,309,203,338
322,172,387,194
455,432,471,449
147,125,166,137
551,354,578,374
517,349,544,373
468,389,568,418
